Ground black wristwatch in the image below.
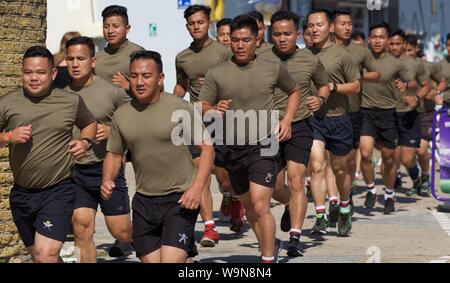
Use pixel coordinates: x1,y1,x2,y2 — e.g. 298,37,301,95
318,96,327,105
81,138,94,150
332,82,338,93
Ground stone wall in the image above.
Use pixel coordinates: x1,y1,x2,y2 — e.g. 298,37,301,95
0,0,47,263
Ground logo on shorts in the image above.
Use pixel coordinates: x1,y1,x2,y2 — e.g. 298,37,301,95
43,220,54,231
409,139,418,145
265,173,274,184
179,233,188,245
394,139,399,146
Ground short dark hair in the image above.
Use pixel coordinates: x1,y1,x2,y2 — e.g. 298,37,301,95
390,28,406,40
351,31,366,41
23,46,54,69
230,14,259,37
65,36,96,58
270,11,300,31
184,5,211,20
369,22,391,36
446,33,450,42
307,9,333,24
216,18,232,29
333,9,352,20
130,50,163,74
247,11,264,24
405,34,418,47
102,5,129,26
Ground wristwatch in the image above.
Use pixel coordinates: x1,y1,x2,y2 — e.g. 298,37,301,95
81,138,94,150
332,82,338,93
318,96,328,105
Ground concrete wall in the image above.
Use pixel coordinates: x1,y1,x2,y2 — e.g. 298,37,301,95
0,0,47,263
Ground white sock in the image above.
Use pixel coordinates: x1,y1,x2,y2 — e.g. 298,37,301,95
205,220,215,226
384,188,395,200
329,196,339,203
262,256,275,262
222,191,231,197
367,183,376,194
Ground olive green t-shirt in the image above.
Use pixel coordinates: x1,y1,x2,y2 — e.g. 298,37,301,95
96,40,144,83
343,43,378,113
259,47,328,122
65,77,130,165
176,40,232,103
431,57,450,103
0,88,96,189
199,57,297,145
107,93,202,196
309,44,361,118
362,53,414,109
256,41,273,55
395,56,429,113
418,60,436,113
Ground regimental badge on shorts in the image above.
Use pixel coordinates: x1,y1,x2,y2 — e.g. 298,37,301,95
43,220,54,231
179,233,188,246
265,173,274,184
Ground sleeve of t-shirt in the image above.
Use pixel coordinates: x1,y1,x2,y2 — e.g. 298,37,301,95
397,61,415,82
75,95,96,129
312,59,329,88
0,99,6,132
107,114,127,154
430,63,444,83
341,52,361,82
276,64,298,95
198,69,219,104
175,55,188,83
416,61,429,84
113,88,131,110
221,48,233,62
182,101,209,146
363,48,378,72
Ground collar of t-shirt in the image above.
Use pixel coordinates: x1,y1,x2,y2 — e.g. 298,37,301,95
105,40,129,54
273,46,300,61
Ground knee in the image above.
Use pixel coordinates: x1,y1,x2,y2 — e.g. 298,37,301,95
112,228,132,243
252,201,271,219
73,220,94,243
287,173,305,193
217,176,232,191
34,247,60,263
310,160,326,175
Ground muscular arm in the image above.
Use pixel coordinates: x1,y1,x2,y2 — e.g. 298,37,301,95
335,80,361,96
363,71,381,82
173,80,188,98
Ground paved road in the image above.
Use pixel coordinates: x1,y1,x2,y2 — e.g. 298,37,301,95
62,163,450,263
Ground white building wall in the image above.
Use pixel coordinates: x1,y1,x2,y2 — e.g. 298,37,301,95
47,0,201,92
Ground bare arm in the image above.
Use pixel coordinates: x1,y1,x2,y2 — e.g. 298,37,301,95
101,152,124,200
68,122,97,161
278,88,301,142
173,80,188,98
178,142,215,210
363,71,381,82
332,80,361,96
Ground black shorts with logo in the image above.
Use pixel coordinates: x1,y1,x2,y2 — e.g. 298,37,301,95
9,179,76,247
419,111,434,142
278,119,313,169
73,163,130,216
214,145,227,168
361,108,399,150
223,143,279,196
397,110,421,148
310,114,353,157
132,192,199,258
349,111,363,149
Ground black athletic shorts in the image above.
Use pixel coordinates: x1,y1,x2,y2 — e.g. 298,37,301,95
419,111,434,142
444,101,450,109
310,114,353,156
223,143,279,195
349,111,363,149
214,145,227,168
9,179,76,247
278,119,313,169
361,108,399,150
397,110,421,148
132,192,199,258
73,163,130,216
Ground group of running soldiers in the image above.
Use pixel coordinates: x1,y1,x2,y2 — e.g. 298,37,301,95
0,4,449,263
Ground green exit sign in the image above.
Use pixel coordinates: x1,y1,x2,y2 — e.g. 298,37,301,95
149,23,157,37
